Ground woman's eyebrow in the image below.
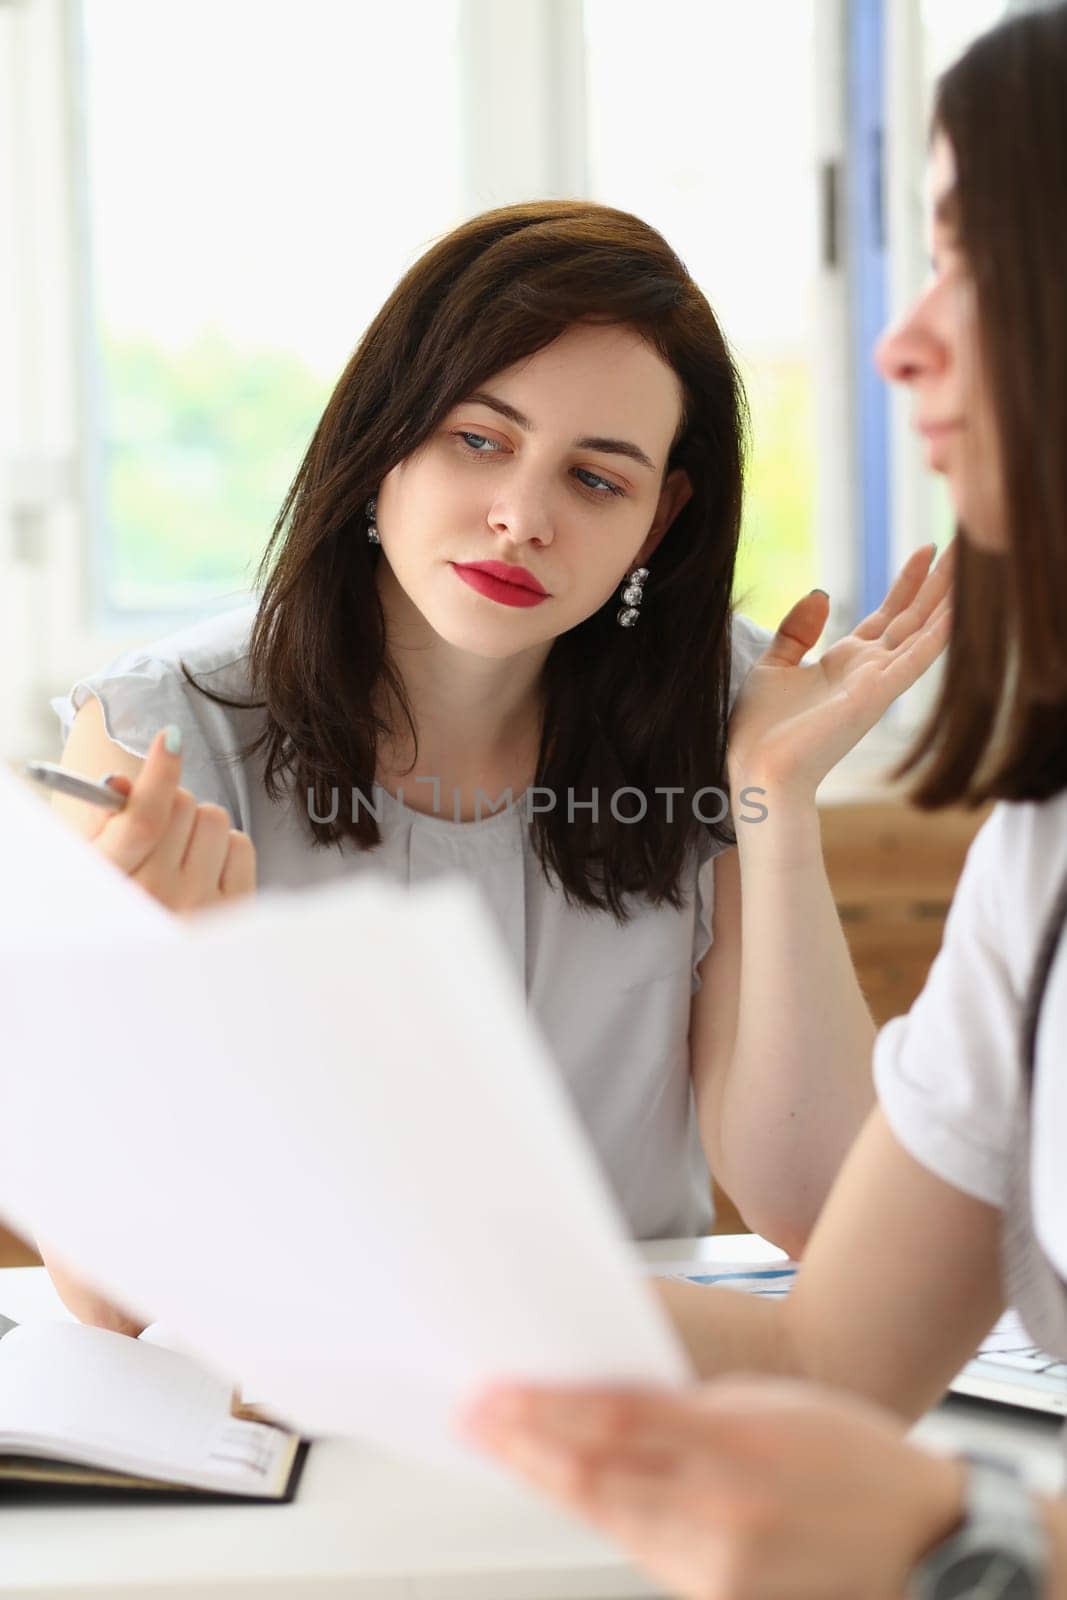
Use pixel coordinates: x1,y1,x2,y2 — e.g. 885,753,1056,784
462,390,657,473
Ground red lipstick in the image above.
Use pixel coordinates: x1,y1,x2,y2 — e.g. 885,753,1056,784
451,562,549,609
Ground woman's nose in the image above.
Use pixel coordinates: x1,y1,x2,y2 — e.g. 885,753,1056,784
875,299,936,386
486,481,555,546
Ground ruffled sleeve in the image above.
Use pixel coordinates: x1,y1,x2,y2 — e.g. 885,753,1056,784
49,606,259,828
727,611,773,714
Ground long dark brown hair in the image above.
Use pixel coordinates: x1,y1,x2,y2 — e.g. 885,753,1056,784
197,199,747,919
899,2,1067,807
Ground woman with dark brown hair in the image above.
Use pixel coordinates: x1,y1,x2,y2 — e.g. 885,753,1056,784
466,8,1067,1597
48,199,946,1327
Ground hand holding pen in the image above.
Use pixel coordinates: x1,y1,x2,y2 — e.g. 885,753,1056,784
27,725,256,913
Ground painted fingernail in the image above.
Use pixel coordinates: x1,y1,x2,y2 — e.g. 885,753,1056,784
810,587,829,598
163,724,182,755
100,772,119,789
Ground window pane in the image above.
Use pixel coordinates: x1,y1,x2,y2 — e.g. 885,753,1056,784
584,0,818,631
79,0,463,618
922,0,1008,79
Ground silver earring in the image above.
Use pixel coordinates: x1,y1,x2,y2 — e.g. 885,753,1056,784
617,566,649,628
366,495,380,545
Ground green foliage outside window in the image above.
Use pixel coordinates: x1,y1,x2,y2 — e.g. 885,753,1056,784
733,358,817,632
101,332,329,611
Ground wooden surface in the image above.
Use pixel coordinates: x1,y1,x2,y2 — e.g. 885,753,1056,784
0,1223,41,1267
821,796,989,1026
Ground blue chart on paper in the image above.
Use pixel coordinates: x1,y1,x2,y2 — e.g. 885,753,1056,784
681,1267,796,1298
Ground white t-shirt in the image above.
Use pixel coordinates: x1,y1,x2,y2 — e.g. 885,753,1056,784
874,789,1067,1279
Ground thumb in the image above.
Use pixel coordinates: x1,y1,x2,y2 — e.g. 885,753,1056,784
73,771,134,842
97,725,184,874
761,589,830,668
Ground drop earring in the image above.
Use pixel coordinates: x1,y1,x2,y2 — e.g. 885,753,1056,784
616,566,649,627
366,496,380,545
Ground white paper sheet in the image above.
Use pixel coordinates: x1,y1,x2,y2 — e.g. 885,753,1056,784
0,867,690,1467
0,764,174,946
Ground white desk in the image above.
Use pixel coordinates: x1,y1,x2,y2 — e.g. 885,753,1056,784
1,1238,1062,1600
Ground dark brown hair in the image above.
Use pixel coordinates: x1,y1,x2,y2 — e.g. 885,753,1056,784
899,2,1067,807
200,200,746,919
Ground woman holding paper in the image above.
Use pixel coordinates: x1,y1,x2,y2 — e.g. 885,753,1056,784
49,181,945,1307
466,8,1067,1597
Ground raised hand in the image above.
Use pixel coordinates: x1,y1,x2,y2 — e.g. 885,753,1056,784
728,541,954,798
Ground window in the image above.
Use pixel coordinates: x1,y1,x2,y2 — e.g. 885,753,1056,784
2,0,1016,763
583,0,819,633
76,0,463,620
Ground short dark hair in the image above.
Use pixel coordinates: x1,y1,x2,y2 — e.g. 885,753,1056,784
201,199,747,920
899,3,1067,807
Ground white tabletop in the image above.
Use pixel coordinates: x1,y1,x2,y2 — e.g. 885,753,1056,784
1,1239,1062,1600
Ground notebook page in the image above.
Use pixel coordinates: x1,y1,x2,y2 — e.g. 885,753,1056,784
0,1322,292,1496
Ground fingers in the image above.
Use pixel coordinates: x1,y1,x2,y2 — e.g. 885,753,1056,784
465,1384,641,1448
462,1381,762,1573
93,726,184,874
177,804,232,898
77,773,134,841
145,787,199,876
478,1423,732,1600
759,589,831,669
877,595,952,697
220,830,256,898
854,541,956,650
89,722,257,910
851,544,940,643
464,1384,713,1467
881,544,955,651
851,544,934,642
135,803,256,911
462,1386,679,1528
837,594,951,728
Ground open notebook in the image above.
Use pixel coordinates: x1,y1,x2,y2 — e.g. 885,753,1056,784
0,1314,305,1499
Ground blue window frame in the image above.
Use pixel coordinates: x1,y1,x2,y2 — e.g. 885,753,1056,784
848,0,890,618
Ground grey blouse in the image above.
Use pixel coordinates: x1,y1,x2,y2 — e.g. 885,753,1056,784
53,605,771,1240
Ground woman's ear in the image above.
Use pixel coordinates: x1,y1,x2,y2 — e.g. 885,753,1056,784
635,467,694,565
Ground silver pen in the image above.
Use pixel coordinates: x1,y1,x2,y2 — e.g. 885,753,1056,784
23,761,127,812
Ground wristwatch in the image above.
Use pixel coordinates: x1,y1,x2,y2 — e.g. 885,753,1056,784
910,1453,1047,1599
